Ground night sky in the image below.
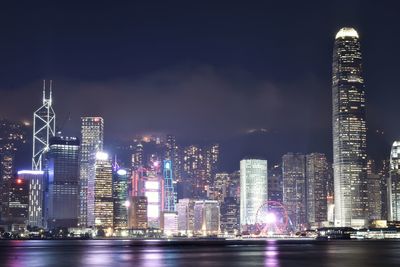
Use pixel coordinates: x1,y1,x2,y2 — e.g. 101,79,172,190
0,1,398,170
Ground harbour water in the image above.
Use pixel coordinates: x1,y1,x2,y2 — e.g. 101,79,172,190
0,239,400,267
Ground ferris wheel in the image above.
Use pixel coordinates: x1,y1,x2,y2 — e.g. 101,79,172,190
255,201,289,235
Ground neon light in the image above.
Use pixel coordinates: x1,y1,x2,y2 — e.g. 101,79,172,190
18,170,44,175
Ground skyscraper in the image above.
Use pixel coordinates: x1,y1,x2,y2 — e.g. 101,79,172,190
332,27,368,227
268,164,283,204
94,151,113,230
305,153,328,227
47,136,80,228
282,153,306,231
0,119,28,223
240,159,268,232
163,159,176,212
165,134,181,183
182,144,219,199
79,117,104,227
113,168,129,230
388,141,400,221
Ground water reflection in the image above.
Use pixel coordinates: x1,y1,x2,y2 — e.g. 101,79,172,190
2,239,400,267
265,240,280,267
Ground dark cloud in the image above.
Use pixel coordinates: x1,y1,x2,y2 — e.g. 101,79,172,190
0,65,328,141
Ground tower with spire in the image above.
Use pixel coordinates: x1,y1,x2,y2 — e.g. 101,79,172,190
32,80,56,170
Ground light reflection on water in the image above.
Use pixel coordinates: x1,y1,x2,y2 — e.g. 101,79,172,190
265,240,279,267
1,240,400,267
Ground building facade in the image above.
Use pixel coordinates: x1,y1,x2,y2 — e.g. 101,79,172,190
128,196,148,229
177,198,195,236
282,153,306,231
389,141,400,221
306,153,328,227
332,27,368,227
94,152,113,230
47,136,80,228
113,168,129,230
240,159,268,232
79,117,104,227
193,200,220,236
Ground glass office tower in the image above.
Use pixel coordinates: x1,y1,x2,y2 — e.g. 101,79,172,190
332,27,368,227
240,159,268,232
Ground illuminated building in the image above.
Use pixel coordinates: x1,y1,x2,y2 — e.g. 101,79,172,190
47,136,80,228
227,170,240,200
268,165,283,203
16,170,45,227
113,168,129,230
94,152,113,229
132,143,143,170
79,116,104,227
0,119,27,223
182,144,219,199
163,159,176,212
333,27,368,227
367,172,382,220
389,141,400,221
7,175,29,225
220,197,239,235
0,153,14,223
165,134,181,183
162,211,178,236
305,153,328,227
177,198,195,236
193,200,220,236
240,159,268,232
282,153,306,231
128,196,147,229
380,159,390,220
143,170,163,228
205,144,219,186
183,145,204,197
211,173,229,203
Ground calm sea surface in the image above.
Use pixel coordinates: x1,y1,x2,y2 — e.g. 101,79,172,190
0,239,399,267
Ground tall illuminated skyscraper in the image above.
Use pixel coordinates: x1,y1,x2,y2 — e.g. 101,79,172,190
389,141,400,221
332,27,368,227
79,117,104,227
240,159,267,232
94,151,113,230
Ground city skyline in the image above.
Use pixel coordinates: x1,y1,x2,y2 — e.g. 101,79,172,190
2,2,400,266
